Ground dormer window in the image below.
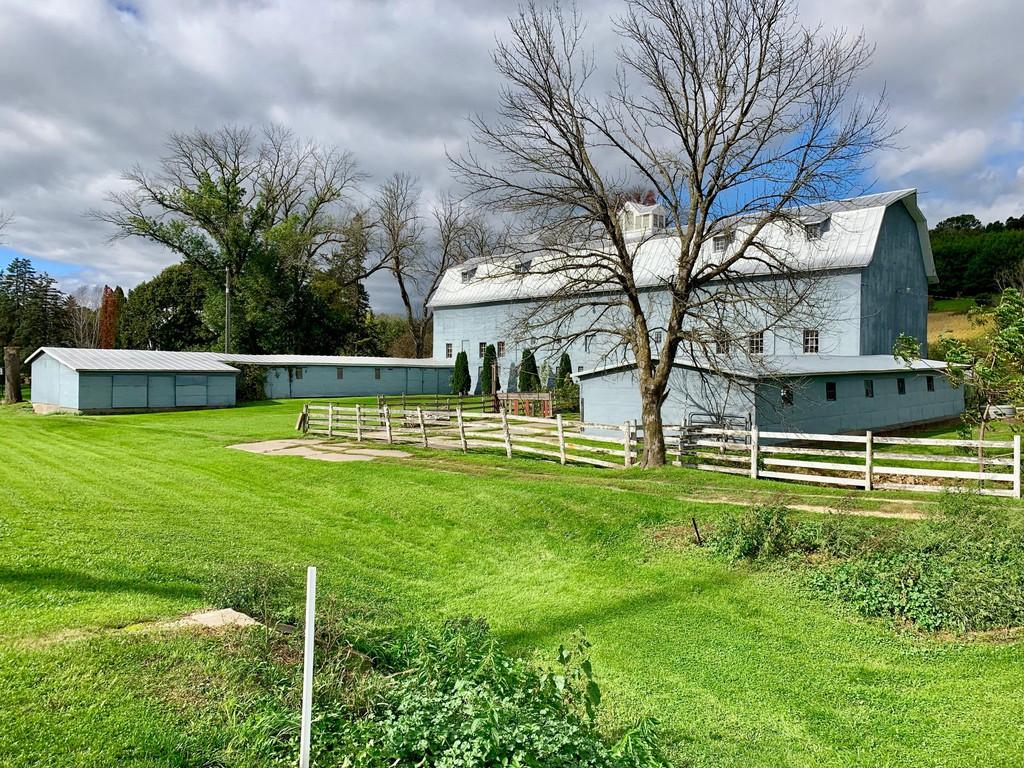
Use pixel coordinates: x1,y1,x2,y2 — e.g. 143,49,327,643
514,260,531,274
461,267,477,284
712,233,733,253
804,217,830,241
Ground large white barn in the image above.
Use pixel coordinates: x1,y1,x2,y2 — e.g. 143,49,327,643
429,189,963,433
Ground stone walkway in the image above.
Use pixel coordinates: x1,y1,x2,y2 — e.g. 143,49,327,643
228,438,412,462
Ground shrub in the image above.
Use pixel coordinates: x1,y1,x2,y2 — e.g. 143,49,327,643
813,491,1024,632
236,364,268,402
518,349,541,392
206,561,301,625
710,503,795,561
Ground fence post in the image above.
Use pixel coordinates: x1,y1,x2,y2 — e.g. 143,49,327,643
327,402,334,438
677,417,685,466
355,404,363,442
623,422,632,468
501,407,513,458
1014,434,1021,499
417,406,428,448
384,405,393,444
556,413,566,465
864,430,873,491
749,426,759,479
297,403,309,434
457,407,468,453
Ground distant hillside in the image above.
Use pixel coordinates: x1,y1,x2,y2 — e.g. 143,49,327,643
931,213,1024,296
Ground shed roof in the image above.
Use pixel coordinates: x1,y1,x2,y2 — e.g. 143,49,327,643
430,189,936,309
573,354,949,382
27,348,455,373
28,347,240,374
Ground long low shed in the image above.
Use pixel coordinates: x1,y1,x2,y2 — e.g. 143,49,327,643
28,348,456,414
573,355,965,434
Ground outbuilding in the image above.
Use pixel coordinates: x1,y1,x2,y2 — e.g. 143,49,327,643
28,348,238,414
28,348,457,414
574,355,964,433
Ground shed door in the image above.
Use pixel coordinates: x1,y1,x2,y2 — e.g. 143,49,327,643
267,367,291,399
112,374,148,409
175,374,208,407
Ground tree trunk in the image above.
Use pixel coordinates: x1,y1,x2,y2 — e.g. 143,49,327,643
3,347,22,404
640,382,666,467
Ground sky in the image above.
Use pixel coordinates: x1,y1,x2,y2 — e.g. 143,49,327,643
0,0,1022,311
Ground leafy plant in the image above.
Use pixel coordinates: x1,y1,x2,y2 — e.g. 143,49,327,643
710,503,795,561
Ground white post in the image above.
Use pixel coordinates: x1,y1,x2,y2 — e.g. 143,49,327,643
623,422,632,468
299,565,317,768
749,426,759,480
417,406,428,448
677,416,685,466
327,403,334,438
384,405,393,444
864,430,873,491
1014,434,1021,499
556,413,566,465
457,407,468,453
501,407,513,458
355,404,363,442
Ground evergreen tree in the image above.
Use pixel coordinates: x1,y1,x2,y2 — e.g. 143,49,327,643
451,350,471,396
0,258,70,351
555,352,572,388
480,343,499,395
518,348,540,392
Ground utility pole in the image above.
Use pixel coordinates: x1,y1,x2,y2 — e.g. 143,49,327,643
224,266,231,354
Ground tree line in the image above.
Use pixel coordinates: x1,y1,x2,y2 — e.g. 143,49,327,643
931,213,1024,297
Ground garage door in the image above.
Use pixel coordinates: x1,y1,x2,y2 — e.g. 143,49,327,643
175,374,208,407
112,374,148,409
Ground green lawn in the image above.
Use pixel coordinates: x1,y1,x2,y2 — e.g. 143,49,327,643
1,400,1023,767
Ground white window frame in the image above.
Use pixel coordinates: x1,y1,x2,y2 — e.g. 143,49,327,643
445,343,453,359
802,329,819,354
748,331,764,355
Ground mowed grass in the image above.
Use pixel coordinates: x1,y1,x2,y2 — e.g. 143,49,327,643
1,401,1024,767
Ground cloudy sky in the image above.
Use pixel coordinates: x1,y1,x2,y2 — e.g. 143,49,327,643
0,0,1022,310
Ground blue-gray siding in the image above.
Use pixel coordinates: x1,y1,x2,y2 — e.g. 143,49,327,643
860,204,929,355
262,364,454,399
579,367,964,434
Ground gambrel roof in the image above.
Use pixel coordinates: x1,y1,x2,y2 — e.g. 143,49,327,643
430,189,936,309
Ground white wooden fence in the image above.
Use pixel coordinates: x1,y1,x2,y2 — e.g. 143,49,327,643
299,403,663,468
298,404,1022,498
686,427,1022,498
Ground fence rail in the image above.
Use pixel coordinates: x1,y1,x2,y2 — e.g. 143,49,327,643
297,404,1022,498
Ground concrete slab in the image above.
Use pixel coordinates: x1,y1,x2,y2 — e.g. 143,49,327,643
303,451,375,462
347,448,413,458
151,608,258,631
228,439,326,454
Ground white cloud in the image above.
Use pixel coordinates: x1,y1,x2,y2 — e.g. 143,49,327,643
0,0,1021,307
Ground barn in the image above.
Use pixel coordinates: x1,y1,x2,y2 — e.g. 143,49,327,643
27,348,238,414
28,348,456,414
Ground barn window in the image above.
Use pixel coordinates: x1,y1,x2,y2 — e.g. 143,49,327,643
781,386,794,406
714,333,729,355
927,375,935,392
445,343,453,359
825,381,837,401
514,259,531,274
497,340,506,358
584,334,597,352
804,217,831,241
864,379,874,398
292,367,304,380
336,367,344,380
461,267,477,283
897,377,907,395
653,329,663,344
802,329,819,354
712,233,733,253
749,331,764,355
479,342,486,357
374,368,381,380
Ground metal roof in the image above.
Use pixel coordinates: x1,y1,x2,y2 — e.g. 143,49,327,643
27,347,240,374
216,354,453,368
430,189,936,309
27,348,455,373
573,354,949,382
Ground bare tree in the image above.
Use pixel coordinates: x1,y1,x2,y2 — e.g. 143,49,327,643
65,289,100,348
452,0,891,466
374,176,495,357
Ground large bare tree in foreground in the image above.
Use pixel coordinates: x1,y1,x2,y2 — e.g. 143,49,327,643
453,0,891,466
